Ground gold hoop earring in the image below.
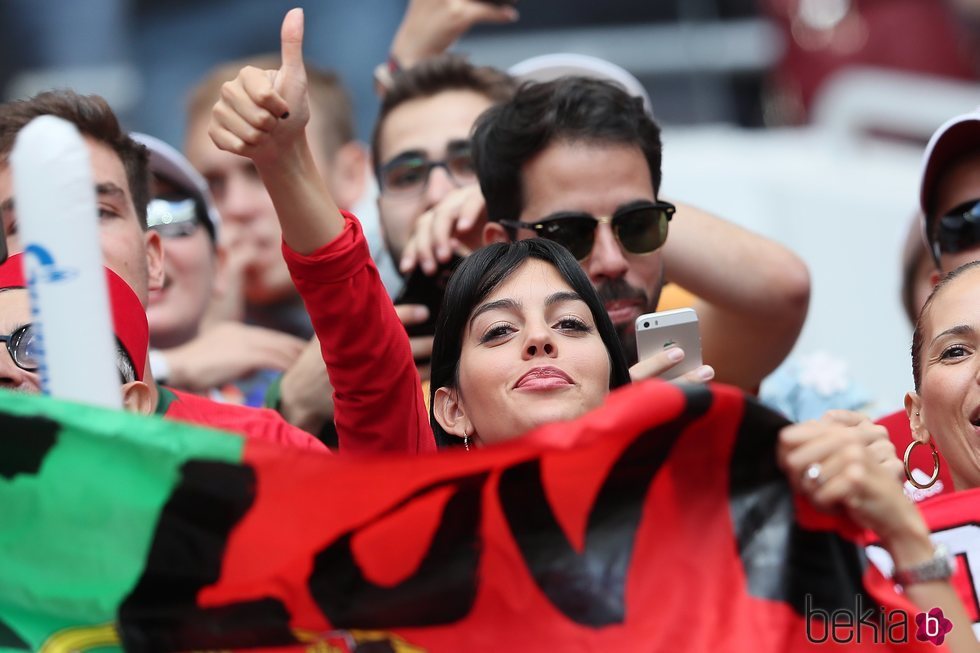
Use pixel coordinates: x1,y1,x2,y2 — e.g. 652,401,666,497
904,439,940,489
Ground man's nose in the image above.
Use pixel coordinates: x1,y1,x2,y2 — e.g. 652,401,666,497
585,223,629,282
423,165,458,210
0,349,38,391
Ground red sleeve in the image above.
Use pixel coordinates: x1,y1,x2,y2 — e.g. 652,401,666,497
164,389,328,452
282,211,435,455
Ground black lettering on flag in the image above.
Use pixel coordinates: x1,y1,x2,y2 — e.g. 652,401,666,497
498,386,714,627
0,414,58,480
310,472,488,628
0,618,29,650
118,461,297,652
729,397,878,616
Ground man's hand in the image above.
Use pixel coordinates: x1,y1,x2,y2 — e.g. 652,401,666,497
400,184,486,276
391,0,518,70
209,8,310,164
629,347,715,385
279,335,336,434
161,322,305,392
395,304,434,380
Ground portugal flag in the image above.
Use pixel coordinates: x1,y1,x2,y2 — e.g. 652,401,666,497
0,381,951,652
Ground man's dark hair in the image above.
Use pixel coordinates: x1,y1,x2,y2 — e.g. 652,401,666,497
429,237,631,448
371,54,515,172
472,77,662,225
0,90,150,229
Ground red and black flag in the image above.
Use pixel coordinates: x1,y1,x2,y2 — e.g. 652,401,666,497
0,380,951,651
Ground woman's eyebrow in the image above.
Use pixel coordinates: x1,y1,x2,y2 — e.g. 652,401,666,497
930,324,974,347
546,291,584,307
469,298,520,327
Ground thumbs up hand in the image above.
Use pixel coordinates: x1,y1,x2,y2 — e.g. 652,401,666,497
209,8,310,164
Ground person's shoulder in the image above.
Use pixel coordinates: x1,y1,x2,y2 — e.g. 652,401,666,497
164,387,327,451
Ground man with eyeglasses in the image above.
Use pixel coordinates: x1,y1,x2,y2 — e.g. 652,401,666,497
134,133,305,407
0,253,152,413
472,77,810,391
371,55,515,377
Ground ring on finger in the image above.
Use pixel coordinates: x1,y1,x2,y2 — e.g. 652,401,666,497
804,462,823,486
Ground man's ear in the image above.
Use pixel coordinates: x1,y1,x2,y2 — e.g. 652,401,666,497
432,385,469,442
145,229,165,294
905,391,932,445
326,141,369,211
122,380,153,416
483,222,511,246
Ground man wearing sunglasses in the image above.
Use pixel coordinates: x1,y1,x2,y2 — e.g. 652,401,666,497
920,106,980,278
134,133,305,408
875,106,980,501
474,77,811,391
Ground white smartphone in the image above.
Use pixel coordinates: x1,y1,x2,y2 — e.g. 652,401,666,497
634,308,702,380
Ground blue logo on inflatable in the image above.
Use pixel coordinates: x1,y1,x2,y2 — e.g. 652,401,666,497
24,244,77,284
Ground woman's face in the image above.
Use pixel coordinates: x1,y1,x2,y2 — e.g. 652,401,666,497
440,259,611,446
912,266,980,490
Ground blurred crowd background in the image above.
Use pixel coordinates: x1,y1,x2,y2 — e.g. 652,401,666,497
1,0,978,414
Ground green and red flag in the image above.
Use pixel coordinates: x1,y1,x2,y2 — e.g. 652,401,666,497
0,381,955,652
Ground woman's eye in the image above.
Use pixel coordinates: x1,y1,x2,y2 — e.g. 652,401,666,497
556,317,591,333
940,345,971,360
480,323,514,343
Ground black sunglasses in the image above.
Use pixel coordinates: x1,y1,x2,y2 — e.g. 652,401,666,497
933,198,980,261
498,200,676,261
379,140,476,197
0,323,39,372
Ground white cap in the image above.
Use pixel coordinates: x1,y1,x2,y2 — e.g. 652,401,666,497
130,132,221,242
919,106,980,219
508,53,653,116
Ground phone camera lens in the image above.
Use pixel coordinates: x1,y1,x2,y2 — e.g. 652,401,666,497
643,321,649,328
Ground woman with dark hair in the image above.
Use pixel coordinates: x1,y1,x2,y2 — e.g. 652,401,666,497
428,238,631,447
207,11,670,453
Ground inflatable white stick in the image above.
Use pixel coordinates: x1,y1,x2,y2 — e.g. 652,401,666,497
11,116,122,409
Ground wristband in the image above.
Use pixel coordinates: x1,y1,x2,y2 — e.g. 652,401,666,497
373,54,403,96
893,544,953,587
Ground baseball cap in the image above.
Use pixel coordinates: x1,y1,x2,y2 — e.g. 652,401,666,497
0,253,149,381
919,106,980,228
508,53,654,116
130,132,221,243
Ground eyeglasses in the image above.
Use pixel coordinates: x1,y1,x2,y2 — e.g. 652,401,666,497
379,140,476,197
933,198,980,260
498,200,676,261
0,323,40,372
147,195,206,239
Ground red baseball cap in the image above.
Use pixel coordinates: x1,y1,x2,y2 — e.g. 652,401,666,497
0,253,149,381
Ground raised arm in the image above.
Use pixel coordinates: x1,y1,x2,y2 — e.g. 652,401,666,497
209,9,434,454
663,202,810,391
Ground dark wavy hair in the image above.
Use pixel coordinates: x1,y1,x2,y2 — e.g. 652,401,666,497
472,76,662,228
429,238,631,447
